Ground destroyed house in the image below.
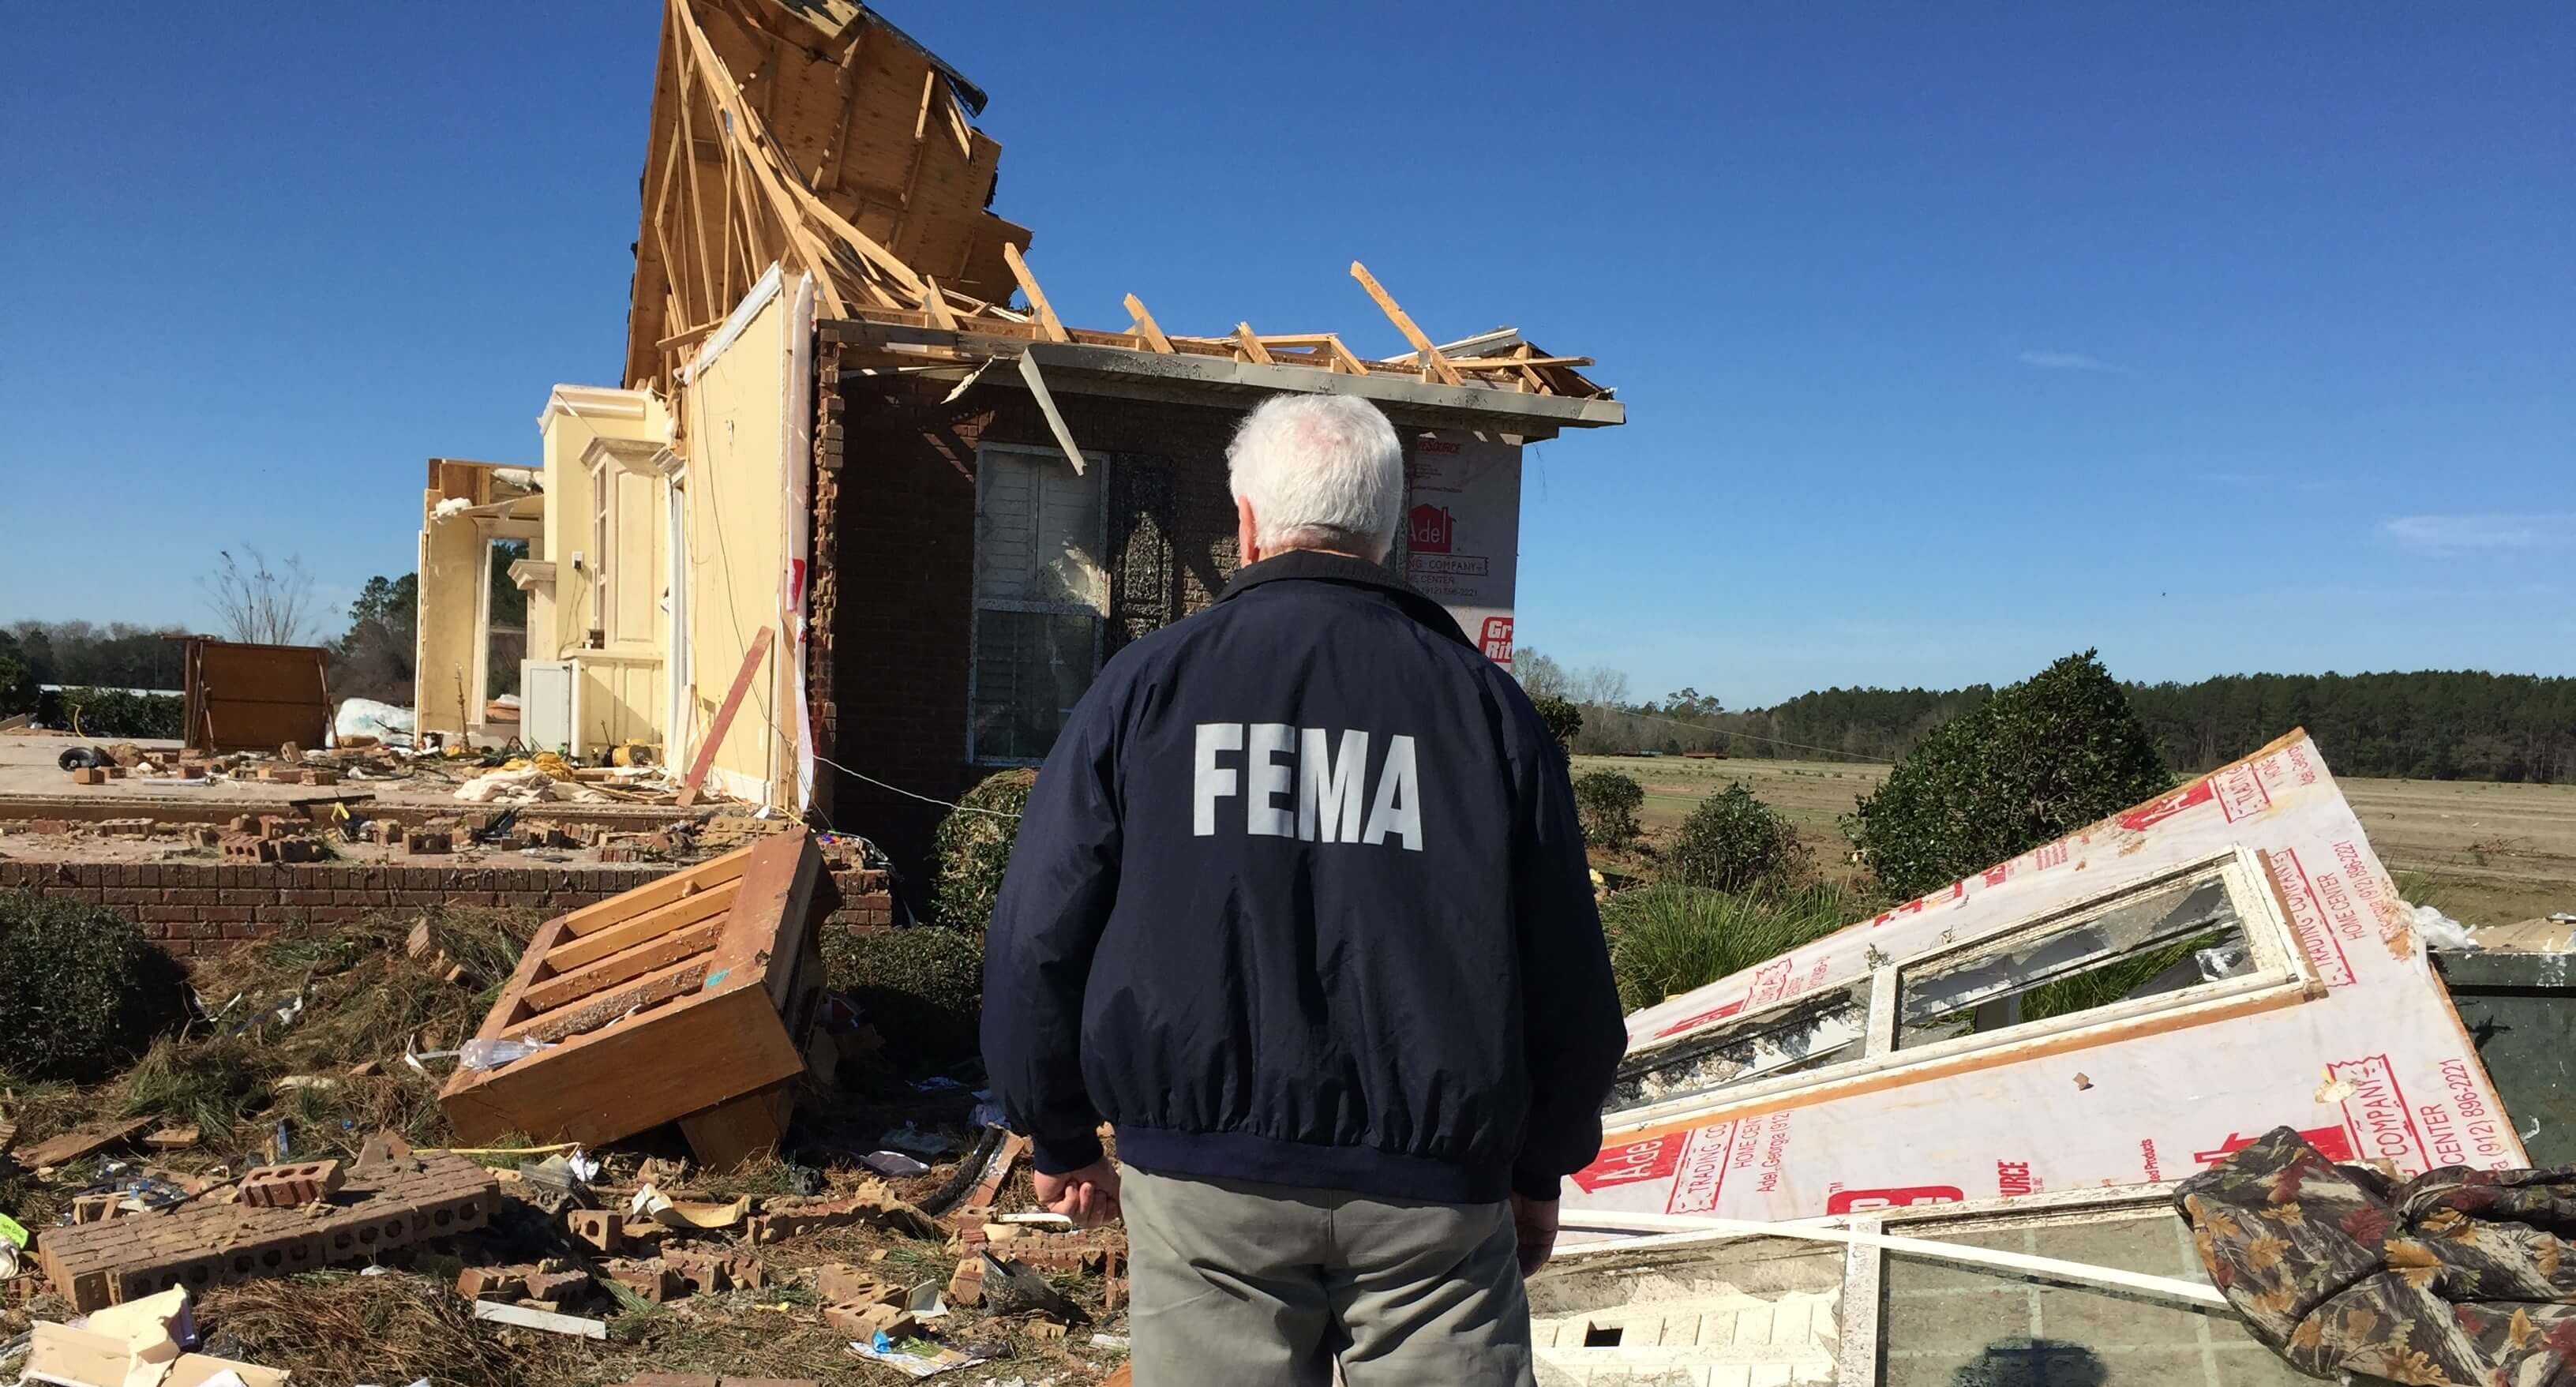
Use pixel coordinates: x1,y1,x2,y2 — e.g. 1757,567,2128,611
415,0,1624,871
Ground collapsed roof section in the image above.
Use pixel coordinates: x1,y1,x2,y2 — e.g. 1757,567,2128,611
626,0,1618,424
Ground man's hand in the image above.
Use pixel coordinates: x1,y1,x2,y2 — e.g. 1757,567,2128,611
1033,1159,1123,1227
1510,1194,1559,1277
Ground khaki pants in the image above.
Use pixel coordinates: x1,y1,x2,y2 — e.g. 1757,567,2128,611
1119,1165,1535,1387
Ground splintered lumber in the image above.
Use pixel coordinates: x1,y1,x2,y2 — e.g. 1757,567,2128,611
1002,242,1070,343
675,625,774,808
1123,294,1174,353
1348,261,1464,386
437,831,836,1165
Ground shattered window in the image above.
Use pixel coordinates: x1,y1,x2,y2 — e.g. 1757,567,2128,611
1896,875,2255,1049
972,446,1105,764
1880,1213,2309,1385
1526,1233,1843,1385
1603,851,2295,1126
1610,983,1868,1111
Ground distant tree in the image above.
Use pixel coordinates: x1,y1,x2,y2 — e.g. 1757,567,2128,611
0,630,37,717
330,572,419,706
1513,647,1569,701
1572,665,1633,710
1530,696,1584,763
1845,650,2173,901
1663,687,1725,719
204,547,319,647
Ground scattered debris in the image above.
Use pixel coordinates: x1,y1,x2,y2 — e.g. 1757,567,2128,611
467,1300,606,1340
19,1116,153,1171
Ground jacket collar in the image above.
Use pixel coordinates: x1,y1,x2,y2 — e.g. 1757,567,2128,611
1217,549,1476,650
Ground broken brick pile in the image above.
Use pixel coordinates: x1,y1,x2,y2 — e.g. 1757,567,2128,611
37,1139,501,1311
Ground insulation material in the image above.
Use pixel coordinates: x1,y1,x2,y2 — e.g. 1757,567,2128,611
1565,729,2524,1238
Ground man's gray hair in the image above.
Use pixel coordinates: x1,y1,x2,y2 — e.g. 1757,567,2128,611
1226,395,1404,561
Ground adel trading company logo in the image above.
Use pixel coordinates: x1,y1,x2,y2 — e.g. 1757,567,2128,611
1409,503,1454,553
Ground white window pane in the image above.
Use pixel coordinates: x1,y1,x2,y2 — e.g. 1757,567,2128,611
973,610,1098,762
977,451,1104,612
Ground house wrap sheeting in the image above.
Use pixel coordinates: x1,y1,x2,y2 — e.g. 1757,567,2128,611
1565,729,2523,1239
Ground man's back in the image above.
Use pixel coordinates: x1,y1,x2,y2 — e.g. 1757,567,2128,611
980,392,1622,1387
988,549,1615,1204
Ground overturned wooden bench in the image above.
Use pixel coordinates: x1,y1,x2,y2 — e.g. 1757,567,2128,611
437,829,836,1168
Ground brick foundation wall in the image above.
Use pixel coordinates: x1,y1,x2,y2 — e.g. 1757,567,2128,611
0,860,673,957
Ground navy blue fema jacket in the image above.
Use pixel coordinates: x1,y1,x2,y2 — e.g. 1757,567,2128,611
981,549,1625,1205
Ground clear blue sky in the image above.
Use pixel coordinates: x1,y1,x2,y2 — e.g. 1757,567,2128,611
5,3,2567,707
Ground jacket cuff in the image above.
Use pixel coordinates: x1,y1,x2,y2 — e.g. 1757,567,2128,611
1510,1168,1564,1202
1031,1128,1105,1176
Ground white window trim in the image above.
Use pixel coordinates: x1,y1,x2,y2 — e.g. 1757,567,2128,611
1605,848,2319,1137
966,441,1110,767
1556,1182,2200,1385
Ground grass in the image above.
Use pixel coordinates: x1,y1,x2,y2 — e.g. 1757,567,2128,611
1601,882,1864,1010
0,905,542,1229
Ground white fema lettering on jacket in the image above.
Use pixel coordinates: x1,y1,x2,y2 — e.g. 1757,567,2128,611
1191,724,1423,851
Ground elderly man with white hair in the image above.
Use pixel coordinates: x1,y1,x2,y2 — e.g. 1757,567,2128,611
982,393,1624,1386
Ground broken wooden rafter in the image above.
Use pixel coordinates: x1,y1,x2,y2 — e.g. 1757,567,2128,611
1123,293,1175,353
1348,261,1464,387
921,273,960,332
1002,243,1071,343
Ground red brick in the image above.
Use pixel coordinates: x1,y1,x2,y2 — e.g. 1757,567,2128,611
240,1160,344,1209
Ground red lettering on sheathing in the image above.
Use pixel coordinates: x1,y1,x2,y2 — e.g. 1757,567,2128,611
1826,1185,1962,1216
2119,778,2213,831
2267,847,2356,988
2331,1055,2432,1173
2213,763,2272,823
1571,1133,1684,1194
1652,994,1746,1040
1666,1123,1739,1215
1748,956,1795,1007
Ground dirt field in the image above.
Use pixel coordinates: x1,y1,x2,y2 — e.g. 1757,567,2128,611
1573,754,2576,926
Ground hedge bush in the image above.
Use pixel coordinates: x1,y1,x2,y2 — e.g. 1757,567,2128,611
931,769,1037,932
1667,782,1812,894
0,893,187,1081
1572,770,1644,847
1530,697,1583,763
824,926,986,1065
1843,650,2173,902
1603,883,1856,1010
37,688,183,739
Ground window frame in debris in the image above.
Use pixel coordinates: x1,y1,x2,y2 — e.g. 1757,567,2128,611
967,441,1112,767
1607,848,2312,1130
1547,1180,2268,1387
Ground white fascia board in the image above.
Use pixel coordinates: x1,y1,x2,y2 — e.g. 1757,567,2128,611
684,262,785,385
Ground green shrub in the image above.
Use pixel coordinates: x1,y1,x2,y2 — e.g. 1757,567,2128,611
0,893,187,1081
1572,770,1644,847
1530,697,1583,763
37,688,183,739
932,769,1036,932
1668,783,1812,893
1843,650,2174,902
824,926,985,1065
1603,883,1857,1010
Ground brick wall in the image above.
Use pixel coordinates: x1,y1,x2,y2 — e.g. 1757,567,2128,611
0,860,672,958
821,367,1246,871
